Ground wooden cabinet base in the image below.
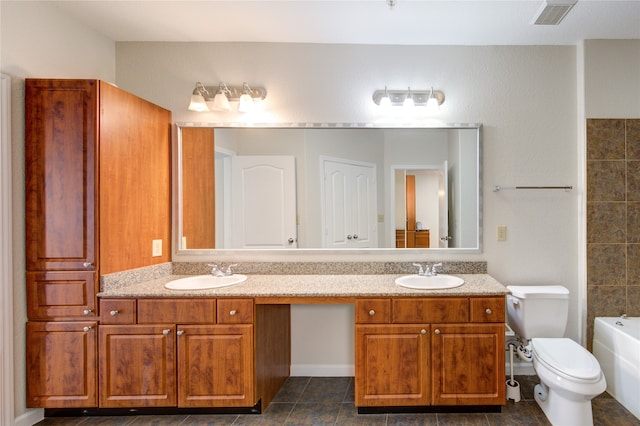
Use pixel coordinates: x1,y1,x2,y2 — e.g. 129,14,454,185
43,403,262,417
357,404,502,414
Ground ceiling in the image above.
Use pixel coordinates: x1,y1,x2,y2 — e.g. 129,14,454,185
51,0,640,46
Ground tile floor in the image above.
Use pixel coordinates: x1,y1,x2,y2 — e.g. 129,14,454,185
35,376,639,426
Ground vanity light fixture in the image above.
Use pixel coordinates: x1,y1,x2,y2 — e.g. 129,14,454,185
426,87,440,112
403,87,415,108
379,86,392,109
188,82,209,112
372,87,445,110
188,81,267,112
238,83,256,113
210,82,232,111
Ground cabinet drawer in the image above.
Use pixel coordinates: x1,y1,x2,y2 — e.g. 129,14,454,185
470,297,505,322
26,271,97,320
100,299,136,324
392,298,469,323
137,299,216,324
355,299,391,323
217,299,254,324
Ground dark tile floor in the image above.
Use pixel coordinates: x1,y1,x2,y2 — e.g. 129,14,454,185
35,376,639,426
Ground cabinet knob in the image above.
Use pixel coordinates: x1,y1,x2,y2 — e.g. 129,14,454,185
485,308,493,315
353,234,359,240
369,310,376,316
177,330,184,336
83,262,93,268
347,234,353,240
110,310,119,316
83,309,93,315
162,329,171,335
83,326,92,332
229,310,237,316
434,329,441,335
421,329,427,335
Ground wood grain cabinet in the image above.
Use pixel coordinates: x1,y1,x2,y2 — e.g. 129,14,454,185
25,321,98,408
355,296,505,408
99,298,255,408
24,79,172,408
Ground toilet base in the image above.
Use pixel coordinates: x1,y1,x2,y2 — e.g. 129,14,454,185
534,382,595,426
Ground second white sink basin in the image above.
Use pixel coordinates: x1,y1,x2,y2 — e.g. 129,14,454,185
395,274,464,290
165,274,247,290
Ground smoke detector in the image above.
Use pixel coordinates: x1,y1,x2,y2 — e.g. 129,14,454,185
532,0,577,25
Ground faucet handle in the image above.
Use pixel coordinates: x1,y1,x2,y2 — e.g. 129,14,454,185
412,263,425,276
207,263,221,276
431,262,443,276
225,263,238,276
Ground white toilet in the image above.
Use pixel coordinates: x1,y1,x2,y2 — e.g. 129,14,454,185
506,285,606,426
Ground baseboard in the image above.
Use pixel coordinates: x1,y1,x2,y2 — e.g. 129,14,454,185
290,364,354,377
15,408,43,426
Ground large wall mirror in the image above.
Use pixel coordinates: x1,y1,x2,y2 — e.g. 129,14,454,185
176,123,482,255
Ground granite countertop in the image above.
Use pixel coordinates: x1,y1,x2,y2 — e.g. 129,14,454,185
97,273,509,299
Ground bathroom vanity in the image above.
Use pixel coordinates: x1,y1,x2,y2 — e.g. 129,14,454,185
59,273,508,415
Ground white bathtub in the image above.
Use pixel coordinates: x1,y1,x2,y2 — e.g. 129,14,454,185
593,316,640,420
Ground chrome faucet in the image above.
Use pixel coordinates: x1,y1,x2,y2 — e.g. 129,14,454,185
207,263,237,277
412,262,443,276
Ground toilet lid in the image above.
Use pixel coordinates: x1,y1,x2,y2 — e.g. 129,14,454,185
532,338,601,381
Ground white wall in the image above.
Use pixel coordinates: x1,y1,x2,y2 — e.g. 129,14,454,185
584,40,640,118
115,42,581,375
1,2,115,423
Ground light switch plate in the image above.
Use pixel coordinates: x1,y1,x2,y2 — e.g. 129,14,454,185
497,226,507,241
152,239,162,257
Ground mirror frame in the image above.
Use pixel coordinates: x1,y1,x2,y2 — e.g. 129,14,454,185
172,122,483,262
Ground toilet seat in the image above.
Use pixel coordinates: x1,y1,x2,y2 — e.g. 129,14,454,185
532,338,602,383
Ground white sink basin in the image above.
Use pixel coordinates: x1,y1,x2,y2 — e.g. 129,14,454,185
165,274,247,290
395,274,464,290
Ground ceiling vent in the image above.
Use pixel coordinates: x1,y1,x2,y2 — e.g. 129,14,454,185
532,0,577,25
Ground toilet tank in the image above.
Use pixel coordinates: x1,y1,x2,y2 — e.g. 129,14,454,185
506,285,569,340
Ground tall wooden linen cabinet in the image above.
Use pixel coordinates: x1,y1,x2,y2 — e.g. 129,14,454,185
25,79,172,408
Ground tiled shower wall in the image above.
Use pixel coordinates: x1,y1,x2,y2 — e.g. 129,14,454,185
586,118,640,348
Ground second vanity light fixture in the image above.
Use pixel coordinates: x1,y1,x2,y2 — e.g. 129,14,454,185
188,82,267,112
373,86,445,112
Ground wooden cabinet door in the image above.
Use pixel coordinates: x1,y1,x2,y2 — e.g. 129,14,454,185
177,324,255,407
355,324,430,407
99,325,176,408
26,321,97,408
25,79,97,272
431,323,505,405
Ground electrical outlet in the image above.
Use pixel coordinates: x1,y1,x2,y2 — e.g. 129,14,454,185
497,226,507,241
152,239,162,257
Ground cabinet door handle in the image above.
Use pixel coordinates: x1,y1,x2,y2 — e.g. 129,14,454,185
353,234,359,240
162,329,171,335
369,310,376,316
421,329,427,335
485,308,493,315
434,329,441,335
229,310,237,316
83,326,92,332
177,330,184,336
110,310,119,316
83,309,93,315
83,262,93,268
